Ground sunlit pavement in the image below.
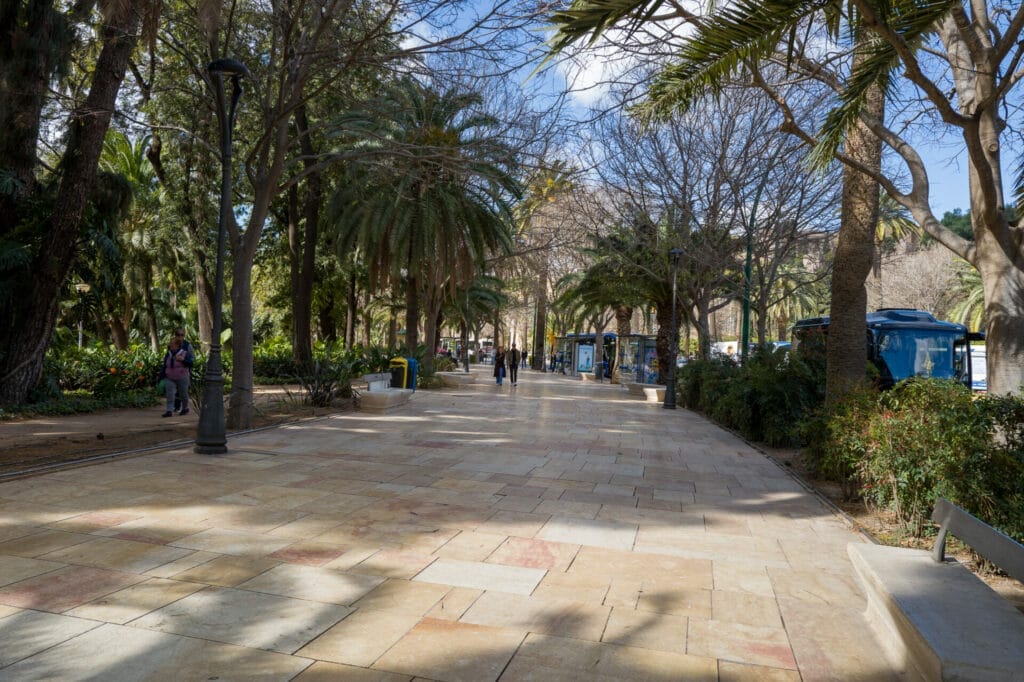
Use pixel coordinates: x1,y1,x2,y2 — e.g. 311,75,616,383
0,367,898,680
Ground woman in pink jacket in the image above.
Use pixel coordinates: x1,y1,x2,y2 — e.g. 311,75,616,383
160,333,194,417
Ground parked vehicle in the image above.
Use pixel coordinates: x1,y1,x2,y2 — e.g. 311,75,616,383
791,308,984,389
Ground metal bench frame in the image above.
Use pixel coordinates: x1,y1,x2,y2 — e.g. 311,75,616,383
931,497,1024,584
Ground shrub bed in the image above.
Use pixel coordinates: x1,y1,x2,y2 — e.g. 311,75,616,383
678,351,1024,543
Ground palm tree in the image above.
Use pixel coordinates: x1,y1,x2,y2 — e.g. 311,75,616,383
512,163,576,370
949,260,985,332
870,191,919,309
98,131,181,351
543,0,958,400
329,80,520,372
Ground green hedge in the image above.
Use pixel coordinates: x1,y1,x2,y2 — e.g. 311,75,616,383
811,380,1024,540
679,351,1024,542
678,346,825,447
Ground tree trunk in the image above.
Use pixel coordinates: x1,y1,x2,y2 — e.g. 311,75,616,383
0,0,59,229
421,286,442,374
532,276,548,371
826,73,882,404
612,304,632,382
109,318,130,351
0,4,143,405
195,265,214,351
319,290,337,343
290,104,320,366
405,274,420,350
142,261,160,351
977,238,1024,395
655,304,672,384
287,184,303,360
229,255,254,429
345,272,357,348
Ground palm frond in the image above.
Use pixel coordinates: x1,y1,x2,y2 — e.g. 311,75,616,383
810,0,956,167
635,0,824,122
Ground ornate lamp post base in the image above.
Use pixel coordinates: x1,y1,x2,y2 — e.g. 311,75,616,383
194,350,227,454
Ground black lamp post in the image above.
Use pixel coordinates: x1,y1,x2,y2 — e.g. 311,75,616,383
195,58,249,455
663,247,683,409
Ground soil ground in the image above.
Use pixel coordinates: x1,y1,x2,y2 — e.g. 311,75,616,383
1,389,1020,611
0,385,351,477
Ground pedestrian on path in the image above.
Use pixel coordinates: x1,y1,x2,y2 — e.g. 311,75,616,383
160,332,193,417
493,345,507,385
171,327,194,412
507,343,521,386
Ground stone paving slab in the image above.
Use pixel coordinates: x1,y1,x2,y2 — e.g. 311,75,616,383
0,367,903,680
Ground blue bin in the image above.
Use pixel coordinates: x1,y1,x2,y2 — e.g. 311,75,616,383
406,358,418,390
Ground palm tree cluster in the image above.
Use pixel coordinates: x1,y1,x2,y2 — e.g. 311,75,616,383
3,0,1022,423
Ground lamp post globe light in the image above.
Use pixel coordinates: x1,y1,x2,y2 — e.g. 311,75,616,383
663,247,683,410
195,58,250,455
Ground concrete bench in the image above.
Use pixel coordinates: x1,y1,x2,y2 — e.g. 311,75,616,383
436,371,475,388
849,500,1024,680
357,372,412,412
623,382,666,403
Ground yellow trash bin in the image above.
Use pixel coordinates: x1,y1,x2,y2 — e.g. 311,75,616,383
389,357,408,389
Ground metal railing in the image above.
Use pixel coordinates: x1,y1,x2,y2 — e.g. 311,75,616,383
931,498,1024,584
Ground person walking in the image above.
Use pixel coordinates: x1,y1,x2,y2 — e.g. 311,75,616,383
507,343,521,386
493,345,507,385
171,328,194,412
160,332,194,417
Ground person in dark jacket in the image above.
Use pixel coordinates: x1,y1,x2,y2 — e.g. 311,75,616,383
160,331,194,417
493,346,507,385
507,343,521,386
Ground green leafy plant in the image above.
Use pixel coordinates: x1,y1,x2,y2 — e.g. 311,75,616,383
815,379,1024,541
362,345,395,374
435,356,458,372
294,357,361,407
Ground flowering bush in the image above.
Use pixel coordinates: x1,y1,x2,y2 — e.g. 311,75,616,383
814,379,1024,540
49,345,164,397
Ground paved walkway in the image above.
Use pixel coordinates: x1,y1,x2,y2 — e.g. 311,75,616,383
0,368,897,680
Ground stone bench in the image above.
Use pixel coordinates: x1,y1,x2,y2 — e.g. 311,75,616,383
437,371,475,388
358,372,412,412
623,382,666,403
849,500,1024,680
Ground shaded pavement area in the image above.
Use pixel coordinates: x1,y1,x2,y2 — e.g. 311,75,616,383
0,368,899,680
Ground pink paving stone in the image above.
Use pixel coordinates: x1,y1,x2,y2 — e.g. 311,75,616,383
488,537,579,570
0,565,144,612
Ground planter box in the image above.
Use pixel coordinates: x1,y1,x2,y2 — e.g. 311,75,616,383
359,388,413,412
624,382,666,403
437,372,475,388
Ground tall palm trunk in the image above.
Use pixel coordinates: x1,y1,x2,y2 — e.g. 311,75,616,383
290,104,320,367
405,274,420,350
532,262,549,370
825,54,883,404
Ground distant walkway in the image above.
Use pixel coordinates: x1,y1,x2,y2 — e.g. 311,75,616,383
0,367,896,680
